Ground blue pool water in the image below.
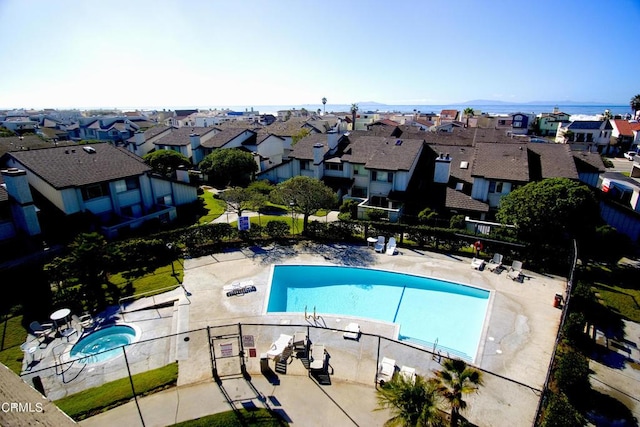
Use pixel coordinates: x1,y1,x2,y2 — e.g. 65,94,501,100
267,265,490,361
70,325,138,364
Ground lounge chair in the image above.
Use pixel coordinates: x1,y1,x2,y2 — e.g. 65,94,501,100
486,253,503,272
374,236,386,253
60,326,78,342
399,366,416,384
29,321,55,344
507,260,523,281
342,322,360,340
292,331,308,352
470,257,484,270
377,357,396,385
267,334,292,359
310,343,326,370
385,237,397,255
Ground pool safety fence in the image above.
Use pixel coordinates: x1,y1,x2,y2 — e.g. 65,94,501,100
20,322,546,426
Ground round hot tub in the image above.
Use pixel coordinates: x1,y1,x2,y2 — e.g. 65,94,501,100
70,325,139,364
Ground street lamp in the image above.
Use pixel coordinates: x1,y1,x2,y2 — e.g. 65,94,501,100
289,201,296,234
166,243,175,277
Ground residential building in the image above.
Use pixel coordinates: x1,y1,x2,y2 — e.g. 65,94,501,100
556,120,613,153
165,110,198,128
78,117,140,142
1,143,197,238
439,109,459,125
511,112,536,135
537,108,571,137
125,125,173,157
609,119,637,153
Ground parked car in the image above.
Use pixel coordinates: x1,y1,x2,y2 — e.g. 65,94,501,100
624,151,637,160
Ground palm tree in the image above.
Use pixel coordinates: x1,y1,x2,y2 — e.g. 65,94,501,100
376,374,446,427
463,108,474,127
631,94,640,120
351,103,359,131
322,97,327,114
433,359,483,427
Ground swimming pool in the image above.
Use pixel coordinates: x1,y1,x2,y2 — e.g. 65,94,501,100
266,265,490,361
70,325,139,364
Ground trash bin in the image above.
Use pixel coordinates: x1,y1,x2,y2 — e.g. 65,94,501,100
553,294,563,308
260,353,269,373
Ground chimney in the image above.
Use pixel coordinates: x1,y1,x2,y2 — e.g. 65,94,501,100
327,131,339,150
1,168,41,236
313,143,324,165
189,132,201,149
433,153,452,184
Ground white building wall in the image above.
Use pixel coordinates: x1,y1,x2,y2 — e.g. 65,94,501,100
394,171,410,191
171,182,197,205
471,178,490,201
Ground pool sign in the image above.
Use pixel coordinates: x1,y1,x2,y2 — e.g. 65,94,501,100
238,216,251,231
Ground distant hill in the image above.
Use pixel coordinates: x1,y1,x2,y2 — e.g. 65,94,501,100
460,99,618,106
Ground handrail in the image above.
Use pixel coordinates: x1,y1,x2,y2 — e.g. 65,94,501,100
118,285,181,313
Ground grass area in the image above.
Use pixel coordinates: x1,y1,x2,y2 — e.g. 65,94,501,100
230,215,305,234
620,171,631,177
109,263,184,298
591,282,640,323
0,314,28,374
55,362,179,421
198,191,226,224
313,208,330,217
171,408,288,427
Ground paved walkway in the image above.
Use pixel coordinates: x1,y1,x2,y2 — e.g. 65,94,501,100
211,209,339,225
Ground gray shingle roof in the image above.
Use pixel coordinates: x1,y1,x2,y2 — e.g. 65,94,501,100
527,143,579,179
445,187,490,212
342,136,424,171
572,150,606,173
430,145,475,183
8,143,150,189
154,127,216,146
288,133,330,160
471,143,530,181
200,128,256,149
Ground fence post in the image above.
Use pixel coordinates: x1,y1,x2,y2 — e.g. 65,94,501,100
123,346,146,427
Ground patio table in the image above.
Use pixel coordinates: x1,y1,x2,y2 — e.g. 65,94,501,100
50,308,71,334
366,237,378,248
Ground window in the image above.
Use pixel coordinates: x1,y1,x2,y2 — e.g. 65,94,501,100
326,162,343,171
114,177,140,193
353,164,365,175
300,160,310,170
351,187,367,198
488,181,504,193
81,183,109,200
371,171,393,182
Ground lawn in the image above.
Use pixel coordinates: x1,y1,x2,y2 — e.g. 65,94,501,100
591,282,640,323
109,263,184,298
230,215,305,234
55,362,179,420
170,408,288,427
198,190,226,224
0,314,28,374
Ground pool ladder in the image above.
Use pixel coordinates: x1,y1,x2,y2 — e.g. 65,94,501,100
304,305,326,327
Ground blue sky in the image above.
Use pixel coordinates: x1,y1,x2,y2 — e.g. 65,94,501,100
1,0,638,109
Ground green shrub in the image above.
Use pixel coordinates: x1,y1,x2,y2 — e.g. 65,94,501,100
418,207,438,224
366,209,387,222
541,392,585,427
339,199,360,219
555,349,590,398
248,179,275,195
264,220,289,238
562,312,586,344
449,214,466,230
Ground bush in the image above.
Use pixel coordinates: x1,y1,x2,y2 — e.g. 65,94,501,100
418,207,438,224
264,220,289,239
562,312,586,345
449,214,466,230
555,349,590,398
248,180,275,196
339,199,360,219
601,156,614,168
541,392,585,427
366,209,387,222
238,224,263,241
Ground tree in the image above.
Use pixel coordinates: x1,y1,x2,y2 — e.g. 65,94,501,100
271,176,337,235
376,374,446,427
463,108,474,127
630,94,640,120
322,97,327,114
351,103,359,130
433,358,483,427
143,149,190,177
495,178,600,244
291,128,311,146
219,187,259,217
199,148,258,187
602,109,612,120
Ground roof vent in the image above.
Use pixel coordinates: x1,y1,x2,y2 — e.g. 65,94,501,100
395,139,403,146
460,161,469,169
455,182,464,191
83,146,96,154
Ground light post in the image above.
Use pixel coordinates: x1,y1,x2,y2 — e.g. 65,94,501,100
289,201,296,235
166,243,175,277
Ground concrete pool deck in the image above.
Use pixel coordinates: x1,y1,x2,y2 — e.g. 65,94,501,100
80,242,567,426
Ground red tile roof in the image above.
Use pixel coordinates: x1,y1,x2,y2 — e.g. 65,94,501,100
613,119,634,137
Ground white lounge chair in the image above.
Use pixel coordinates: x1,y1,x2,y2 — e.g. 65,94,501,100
400,366,416,384
385,237,397,255
342,322,360,340
470,257,484,270
486,253,503,272
310,343,326,370
267,334,292,359
292,331,308,352
377,357,396,384
374,236,386,253
507,260,523,281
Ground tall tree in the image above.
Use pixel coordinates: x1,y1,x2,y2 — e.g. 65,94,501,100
433,359,483,427
631,94,640,119
351,103,359,130
271,176,337,235
463,108,474,127
322,97,327,114
219,187,259,217
496,177,600,244
198,148,258,187
143,149,190,177
376,374,446,427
